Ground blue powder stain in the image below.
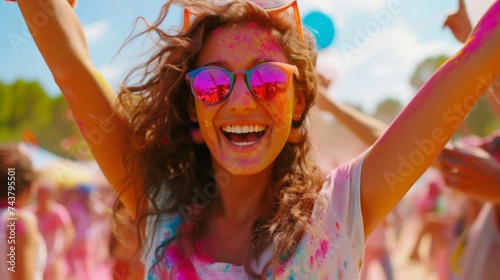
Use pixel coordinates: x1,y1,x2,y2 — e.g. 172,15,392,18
223,264,231,272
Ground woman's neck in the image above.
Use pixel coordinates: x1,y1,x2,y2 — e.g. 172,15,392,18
211,163,275,226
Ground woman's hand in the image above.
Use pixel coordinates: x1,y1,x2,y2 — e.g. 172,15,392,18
443,0,473,44
438,143,500,203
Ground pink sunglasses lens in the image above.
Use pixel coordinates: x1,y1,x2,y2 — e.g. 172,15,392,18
250,64,289,101
193,68,231,103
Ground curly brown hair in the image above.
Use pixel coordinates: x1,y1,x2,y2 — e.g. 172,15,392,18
116,0,324,277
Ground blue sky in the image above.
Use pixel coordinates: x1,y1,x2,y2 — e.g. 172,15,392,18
0,0,494,113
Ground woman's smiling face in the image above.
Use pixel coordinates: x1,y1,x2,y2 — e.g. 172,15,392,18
191,22,303,176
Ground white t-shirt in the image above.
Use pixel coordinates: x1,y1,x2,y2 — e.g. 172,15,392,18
143,152,366,279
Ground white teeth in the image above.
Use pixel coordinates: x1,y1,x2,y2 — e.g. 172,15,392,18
222,125,266,134
233,140,258,146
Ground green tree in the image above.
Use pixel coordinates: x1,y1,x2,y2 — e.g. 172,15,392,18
373,98,403,124
0,80,85,157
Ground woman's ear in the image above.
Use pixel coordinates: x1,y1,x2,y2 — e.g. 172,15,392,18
187,99,198,123
288,90,306,144
292,90,306,122
186,100,204,144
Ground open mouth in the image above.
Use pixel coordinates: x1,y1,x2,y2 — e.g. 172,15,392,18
221,125,267,146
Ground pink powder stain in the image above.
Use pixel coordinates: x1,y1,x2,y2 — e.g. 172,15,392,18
164,244,198,279
335,222,340,230
76,120,87,138
320,240,329,256
276,265,286,276
309,255,315,268
313,239,329,261
161,137,168,145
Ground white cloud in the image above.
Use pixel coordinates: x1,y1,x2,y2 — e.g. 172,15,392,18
317,24,457,113
467,0,496,25
83,20,109,44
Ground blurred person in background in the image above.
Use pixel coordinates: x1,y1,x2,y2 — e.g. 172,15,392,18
27,178,75,280
408,176,457,280
360,219,394,280
66,184,112,280
0,143,47,280
66,185,98,280
440,136,500,203
439,139,500,279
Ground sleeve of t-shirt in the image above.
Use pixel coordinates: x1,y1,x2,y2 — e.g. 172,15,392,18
323,150,367,261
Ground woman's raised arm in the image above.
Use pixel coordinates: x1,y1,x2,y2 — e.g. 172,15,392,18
16,0,141,218
360,1,500,238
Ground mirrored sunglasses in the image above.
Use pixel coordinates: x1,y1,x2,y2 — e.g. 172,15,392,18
185,62,299,104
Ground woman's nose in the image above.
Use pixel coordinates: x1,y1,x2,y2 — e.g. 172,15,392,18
225,75,257,112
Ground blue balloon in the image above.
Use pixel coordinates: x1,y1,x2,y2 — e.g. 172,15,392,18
303,11,335,50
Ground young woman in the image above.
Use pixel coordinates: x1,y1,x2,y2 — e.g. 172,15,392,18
13,0,500,278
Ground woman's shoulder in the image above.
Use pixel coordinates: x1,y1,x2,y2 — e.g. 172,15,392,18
322,150,368,195
314,150,366,238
